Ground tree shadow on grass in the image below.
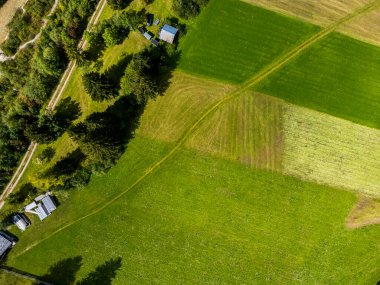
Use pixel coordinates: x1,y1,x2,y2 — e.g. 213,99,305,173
76,257,122,285
54,97,82,128
41,256,83,285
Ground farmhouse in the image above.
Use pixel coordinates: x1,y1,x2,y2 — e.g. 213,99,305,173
12,213,31,231
159,24,178,44
24,193,57,221
0,231,15,259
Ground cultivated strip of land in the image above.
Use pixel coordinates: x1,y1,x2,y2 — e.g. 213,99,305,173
0,0,107,209
14,0,380,257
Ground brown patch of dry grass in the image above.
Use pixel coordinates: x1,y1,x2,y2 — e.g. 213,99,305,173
338,8,380,46
0,0,28,44
346,197,380,228
244,0,380,45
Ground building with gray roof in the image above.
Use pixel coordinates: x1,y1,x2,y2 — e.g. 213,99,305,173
12,213,31,231
0,231,15,259
24,193,57,221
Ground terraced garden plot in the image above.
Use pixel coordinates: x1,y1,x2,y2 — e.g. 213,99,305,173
178,0,321,84
282,104,380,197
257,32,380,129
6,140,380,284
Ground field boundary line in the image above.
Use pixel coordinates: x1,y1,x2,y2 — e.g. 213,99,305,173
11,0,380,258
0,0,107,209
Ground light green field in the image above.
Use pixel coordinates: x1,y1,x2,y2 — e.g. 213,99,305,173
282,104,380,197
4,0,380,283
178,0,321,84
257,32,380,129
6,138,380,284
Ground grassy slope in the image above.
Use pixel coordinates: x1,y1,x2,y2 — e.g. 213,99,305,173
257,32,380,129
178,0,321,84
6,139,380,284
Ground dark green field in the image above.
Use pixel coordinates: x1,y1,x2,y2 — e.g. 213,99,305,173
7,138,380,284
257,32,380,129
179,0,320,84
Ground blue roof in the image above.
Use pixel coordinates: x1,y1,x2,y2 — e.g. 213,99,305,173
162,24,178,35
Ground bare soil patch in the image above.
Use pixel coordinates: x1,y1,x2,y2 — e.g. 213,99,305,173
0,0,28,44
346,197,380,228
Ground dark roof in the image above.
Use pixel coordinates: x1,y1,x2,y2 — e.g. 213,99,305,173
151,39,159,47
162,24,178,35
42,196,56,214
138,27,145,34
0,232,13,257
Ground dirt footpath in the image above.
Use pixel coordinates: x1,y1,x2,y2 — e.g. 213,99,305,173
0,0,29,44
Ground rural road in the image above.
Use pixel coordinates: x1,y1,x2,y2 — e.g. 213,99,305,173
12,0,380,258
0,0,107,209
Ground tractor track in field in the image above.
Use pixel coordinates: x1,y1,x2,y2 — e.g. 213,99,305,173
12,0,380,258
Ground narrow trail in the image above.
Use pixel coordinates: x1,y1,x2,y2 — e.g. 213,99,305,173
0,0,59,62
0,0,107,209
12,0,380,258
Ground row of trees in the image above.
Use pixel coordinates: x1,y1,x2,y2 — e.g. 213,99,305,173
0,0,100,193
172,0,208,19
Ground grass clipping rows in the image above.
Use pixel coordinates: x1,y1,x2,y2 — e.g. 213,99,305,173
283,104,380,197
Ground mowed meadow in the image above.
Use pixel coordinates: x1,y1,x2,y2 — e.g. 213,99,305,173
5,0,380,283
7,141,380,284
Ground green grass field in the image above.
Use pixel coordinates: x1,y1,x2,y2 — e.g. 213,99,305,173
257,32,380,129
178,0,320,84
6,138,380,284
4,0,380,283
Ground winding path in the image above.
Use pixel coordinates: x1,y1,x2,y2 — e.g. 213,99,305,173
0,0,107,209
0,0,59,62
12,0,380,257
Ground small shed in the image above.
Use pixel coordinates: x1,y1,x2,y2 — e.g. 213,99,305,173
138,27,145,34
0,231,15,259
12,213,30,232
159,24,179,44
144,32,152,41
151,39,159,47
